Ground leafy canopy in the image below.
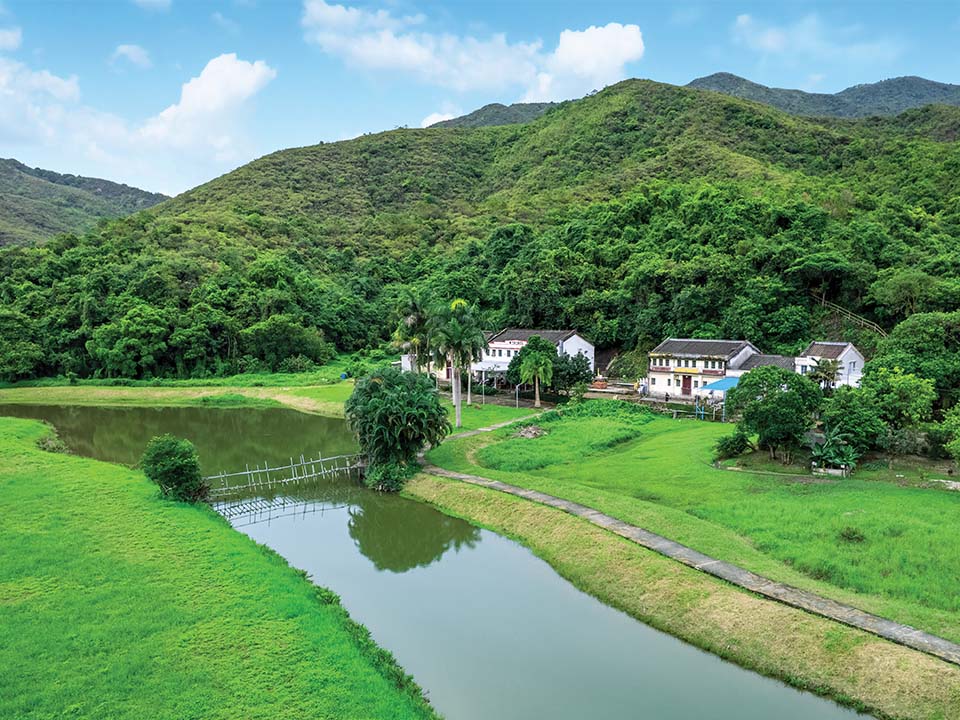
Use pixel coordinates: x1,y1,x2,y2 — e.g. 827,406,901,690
140,434,207,502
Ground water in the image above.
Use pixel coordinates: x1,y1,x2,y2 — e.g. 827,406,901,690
0,403,867,720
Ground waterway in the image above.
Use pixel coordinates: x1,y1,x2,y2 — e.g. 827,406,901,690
0,403,867,720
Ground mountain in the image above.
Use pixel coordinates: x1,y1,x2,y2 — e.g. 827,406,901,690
0,159,167,246
430,102,557,128
2,78,959,381
688,73,960,118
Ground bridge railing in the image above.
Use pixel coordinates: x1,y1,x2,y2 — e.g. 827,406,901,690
205,452,365,501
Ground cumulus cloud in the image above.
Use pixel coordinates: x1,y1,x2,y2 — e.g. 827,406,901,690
420,111,454,127
111,44,152,69
732,14,900,65
132,0,171,10
0,26,21,51
0,53,276,193
301,0,643,101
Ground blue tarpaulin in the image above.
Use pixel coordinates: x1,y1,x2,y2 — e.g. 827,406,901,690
701,377,739,391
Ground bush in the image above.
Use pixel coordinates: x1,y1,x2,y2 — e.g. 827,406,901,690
277,354,320,374
363,461,415,492
141,434,207,502
345,366,451,491
838,526,866,543
714,430,751,460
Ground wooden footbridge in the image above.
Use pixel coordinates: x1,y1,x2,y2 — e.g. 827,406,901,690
205,452,365,503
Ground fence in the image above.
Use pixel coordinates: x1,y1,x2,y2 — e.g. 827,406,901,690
205,452,365,502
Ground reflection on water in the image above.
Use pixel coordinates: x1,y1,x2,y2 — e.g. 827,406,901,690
1,403,867,720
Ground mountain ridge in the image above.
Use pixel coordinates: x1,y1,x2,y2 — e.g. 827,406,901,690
0,159,167,246
687,72,960,117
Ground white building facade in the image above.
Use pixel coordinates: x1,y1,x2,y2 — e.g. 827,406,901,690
471,328,595,380
796,342,865,387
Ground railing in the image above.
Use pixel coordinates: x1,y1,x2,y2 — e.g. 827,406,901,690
811,292,887,338
205,452,365,502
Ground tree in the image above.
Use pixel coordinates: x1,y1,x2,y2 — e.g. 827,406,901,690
430,299,487,429
0,310,43,382
552,352,593,395
821,386,887,453
140,435,207,502
941,406,960,463
392,288,433,373
727,366,822,463
808,357,841,392
860,366,935,431
239,314,335,372
520,351,554,408
506,335,558,386
345,366,451,491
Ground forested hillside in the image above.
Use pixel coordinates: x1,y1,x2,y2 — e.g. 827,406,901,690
688,73,960,118
0,159,167,246
2,78,959,382
431,102,557,128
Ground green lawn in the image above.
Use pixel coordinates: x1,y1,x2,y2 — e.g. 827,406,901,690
445,401,538,432
0,417,436,720
427,408,960,643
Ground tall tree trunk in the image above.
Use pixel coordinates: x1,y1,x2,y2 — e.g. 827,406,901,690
534,376,541,408
467,371,472,405
454,366,463,428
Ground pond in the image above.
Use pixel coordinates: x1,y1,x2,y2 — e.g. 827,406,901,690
0,403,868,720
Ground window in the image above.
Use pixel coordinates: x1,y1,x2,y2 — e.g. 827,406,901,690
849,361,857,372
497,349,502,357
651,377,656,385
666,378,671,387
800,365,808,374
693,380,699,388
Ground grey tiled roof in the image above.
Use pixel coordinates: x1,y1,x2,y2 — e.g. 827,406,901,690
801,341,849,359
650,338,758,359
488,328,580,344
739,354,795,371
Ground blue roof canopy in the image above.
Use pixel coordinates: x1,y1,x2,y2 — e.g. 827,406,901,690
701,377,740,391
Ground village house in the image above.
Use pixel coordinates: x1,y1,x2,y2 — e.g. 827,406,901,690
401,328,595,383
796,341,865,387
471,328,595,382
646,337,866,399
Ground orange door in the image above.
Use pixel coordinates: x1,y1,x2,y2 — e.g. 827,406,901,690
682,375,692,395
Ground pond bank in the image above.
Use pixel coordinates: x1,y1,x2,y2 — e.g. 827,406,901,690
406,473,960,720
0,417,437,720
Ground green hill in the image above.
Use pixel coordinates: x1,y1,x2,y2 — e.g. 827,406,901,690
430,102,557,128
2,78,959,381
688,73,960,118
0,159,167,246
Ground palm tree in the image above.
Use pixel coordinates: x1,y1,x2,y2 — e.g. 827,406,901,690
430,299,487,428
520,351,554,408
393,289,433,373
809,357,842,391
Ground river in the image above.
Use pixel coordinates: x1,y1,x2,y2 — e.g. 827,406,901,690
0,403,867,719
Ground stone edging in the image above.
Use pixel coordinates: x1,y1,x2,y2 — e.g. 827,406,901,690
421,463,960,667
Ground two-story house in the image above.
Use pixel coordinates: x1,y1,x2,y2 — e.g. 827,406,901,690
471,328,595,381
796,341,865,387
647,338,760,398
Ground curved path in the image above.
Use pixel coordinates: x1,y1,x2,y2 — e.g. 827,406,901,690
421,461,960,667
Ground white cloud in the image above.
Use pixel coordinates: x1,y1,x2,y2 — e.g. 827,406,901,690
420,111,454,127
525,23,644,101
0,26,21,51
111,44,152,69
132,0,171,10
732,14,899,65
301,1,644,101
0,53,275,194
212,11,240,34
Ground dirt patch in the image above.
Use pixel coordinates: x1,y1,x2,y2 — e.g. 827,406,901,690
515,425,547,439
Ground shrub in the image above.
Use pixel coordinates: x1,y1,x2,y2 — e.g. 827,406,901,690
277,354,319,374
714,430,751,460
345,366,451,491
838,526,866,543
141,434,207,502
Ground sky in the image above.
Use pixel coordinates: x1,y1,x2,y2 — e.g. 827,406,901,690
0,0,957,195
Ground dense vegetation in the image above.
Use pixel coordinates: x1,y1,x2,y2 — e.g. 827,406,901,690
689,72,960,118
2,79,960,388
431,101,556,128
0,158,166,246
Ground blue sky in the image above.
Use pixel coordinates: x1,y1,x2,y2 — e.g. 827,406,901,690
0,0,956,195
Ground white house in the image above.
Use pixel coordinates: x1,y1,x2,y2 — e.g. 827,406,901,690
647,339,759,398
471,328,595,381
796,341,865,387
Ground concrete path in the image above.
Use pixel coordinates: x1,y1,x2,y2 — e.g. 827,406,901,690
446,413,544,441
421,462,960,667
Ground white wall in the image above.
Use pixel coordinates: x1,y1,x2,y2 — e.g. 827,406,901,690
559,334,595,371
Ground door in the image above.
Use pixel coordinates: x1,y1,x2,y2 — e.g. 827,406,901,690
682,375,692,395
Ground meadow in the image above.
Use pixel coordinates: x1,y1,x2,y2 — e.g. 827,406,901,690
0,416,437,720
427,406,960,643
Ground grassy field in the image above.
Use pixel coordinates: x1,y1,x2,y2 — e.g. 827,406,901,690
405,473,960,720
426,407,960,644
0,417,437,720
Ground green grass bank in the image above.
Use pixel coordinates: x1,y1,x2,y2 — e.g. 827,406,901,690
405,472,960,719
426,407,960,645
0,417,438,720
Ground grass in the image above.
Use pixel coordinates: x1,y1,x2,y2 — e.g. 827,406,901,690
427,407,960,644
446,401,538,433
405,473,960,720
0,417,437,720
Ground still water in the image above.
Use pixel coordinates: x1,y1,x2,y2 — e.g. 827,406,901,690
0,403,867,720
